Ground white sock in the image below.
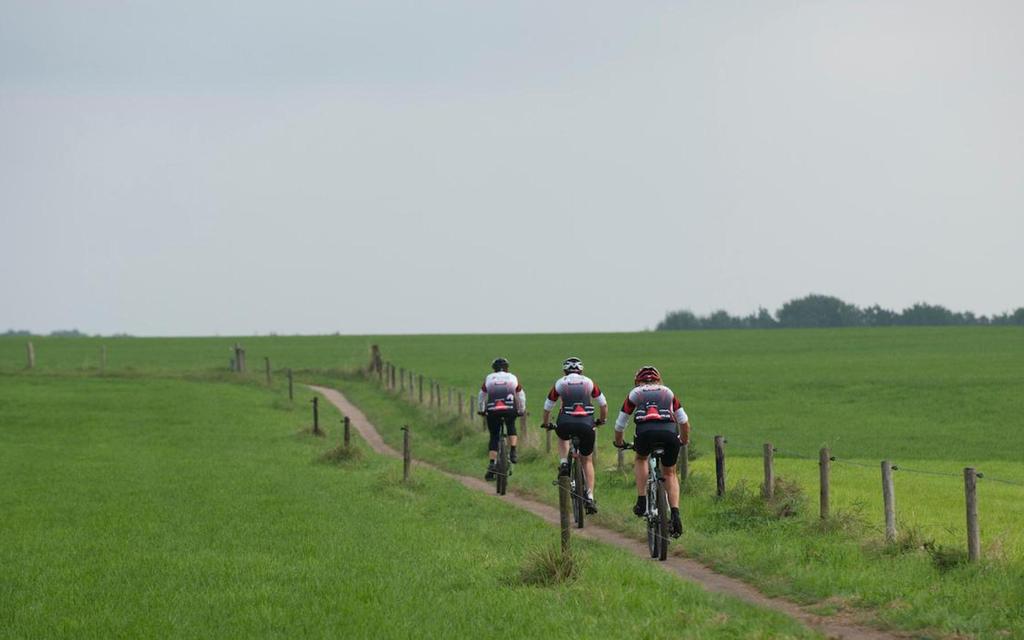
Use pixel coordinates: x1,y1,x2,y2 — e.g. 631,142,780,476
559,458,568,465
587,490,594,500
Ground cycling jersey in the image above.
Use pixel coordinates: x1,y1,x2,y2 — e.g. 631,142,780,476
478,371,526,414
614,384,688,433
543,373,608,418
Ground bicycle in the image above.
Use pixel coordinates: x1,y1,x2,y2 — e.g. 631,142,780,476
542,423,593,528
616,441,671,561
481,411,514,496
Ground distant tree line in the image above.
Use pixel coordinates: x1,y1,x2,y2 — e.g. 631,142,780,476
2,329,134,338
656,294,1024,330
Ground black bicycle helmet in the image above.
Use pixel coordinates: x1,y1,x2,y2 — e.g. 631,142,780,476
491,357,510,372
562,357,583,373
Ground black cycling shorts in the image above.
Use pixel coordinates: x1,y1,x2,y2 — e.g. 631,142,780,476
555,417,596,456
634,426,681,467
486,411,518,452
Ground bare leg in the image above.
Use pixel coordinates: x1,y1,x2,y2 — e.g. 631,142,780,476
489,450,497,461
557,437,570,460
634,455,649,496
582,454,595,497
509,435,518,447
663,464,679,508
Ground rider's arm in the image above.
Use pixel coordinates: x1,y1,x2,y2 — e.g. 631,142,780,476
672,396,690,444
614,392,635,433
593,383,609,423
477,382,487,414
542,384,559,424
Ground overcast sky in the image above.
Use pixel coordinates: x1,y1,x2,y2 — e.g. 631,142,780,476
2,1,1021,335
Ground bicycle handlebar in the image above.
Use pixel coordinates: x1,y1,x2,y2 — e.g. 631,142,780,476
614,441,635,450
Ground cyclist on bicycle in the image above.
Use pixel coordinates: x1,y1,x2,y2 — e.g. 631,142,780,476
540,357,608,514
613,365,691,537
478,357,525,480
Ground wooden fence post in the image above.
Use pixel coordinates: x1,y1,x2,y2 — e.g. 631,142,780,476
26,341,35,369
558,474,571,553
714,436,726,497
312,397,321,436
882,460,897,542
400,368,405,392
343,416,351,448
965,467,980,562
287,368,294,401
391,364,397,390
546,425,552,453
402,426,411,482
265,357,272,385
763,443,775,500
369,344,382,374
819,447,831,520
618,446,625,472
418,375,424,403
447,387,452,410
100,345,107,372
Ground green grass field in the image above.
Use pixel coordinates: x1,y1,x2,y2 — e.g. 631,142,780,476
2,326,1022,638
0,374,822,639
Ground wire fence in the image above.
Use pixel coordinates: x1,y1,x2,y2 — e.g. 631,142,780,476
368,355,1022,562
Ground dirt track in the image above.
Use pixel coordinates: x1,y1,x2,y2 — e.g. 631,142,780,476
310,384,903,640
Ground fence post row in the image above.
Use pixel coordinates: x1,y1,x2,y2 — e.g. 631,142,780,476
763,443,775,500
881,460,897,542
402,426,412,482
714,435,726,497
819,447,831,520
964,467,980,562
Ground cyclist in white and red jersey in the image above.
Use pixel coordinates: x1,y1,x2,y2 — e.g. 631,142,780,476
478,357,526,480
540,357,608,514
613,365,691,537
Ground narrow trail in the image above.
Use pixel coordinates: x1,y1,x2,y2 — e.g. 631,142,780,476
310,385,903,640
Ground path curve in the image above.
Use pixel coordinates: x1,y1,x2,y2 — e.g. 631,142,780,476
311,384,903,640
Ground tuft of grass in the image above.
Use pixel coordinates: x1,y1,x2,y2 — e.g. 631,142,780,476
767,477,806,519
809,504,869,536
517,545,578,587
320,444,363,464
924,542,969,571
868,525,933,557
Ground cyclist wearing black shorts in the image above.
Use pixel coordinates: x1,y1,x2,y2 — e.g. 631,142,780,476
613,365,691,537
540,357,608,513
478,357,525,480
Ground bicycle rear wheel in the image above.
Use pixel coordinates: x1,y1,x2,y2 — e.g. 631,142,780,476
496,438,508,495
647,483,659,558
656,481,670,561
571,460,585,528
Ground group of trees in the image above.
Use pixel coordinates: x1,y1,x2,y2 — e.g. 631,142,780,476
656,294,1024,331
2,329,132,338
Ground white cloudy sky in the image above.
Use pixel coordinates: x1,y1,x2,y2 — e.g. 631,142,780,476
1,1,1021,335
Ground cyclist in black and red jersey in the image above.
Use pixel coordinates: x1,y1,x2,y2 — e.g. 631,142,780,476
540,357,608,514
613,365,691,537
478,357,526,480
